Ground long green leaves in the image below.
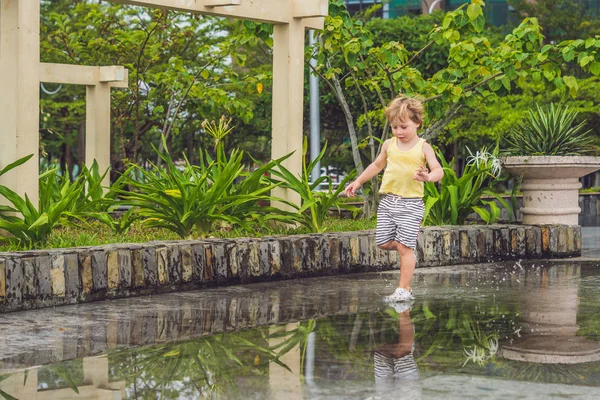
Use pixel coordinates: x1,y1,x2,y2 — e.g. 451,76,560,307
109,329,288,398
423,147,512,225
270,140,359,233
503,103,595,156
118,135,292,238
0,155,84,246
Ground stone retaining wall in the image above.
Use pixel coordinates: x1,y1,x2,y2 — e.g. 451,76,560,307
0,224,581,313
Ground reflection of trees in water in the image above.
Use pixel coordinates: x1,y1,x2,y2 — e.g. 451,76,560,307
36,360,84,393
4,270,600,399
0,360,86,400
0,308,523,399
108,330,279,399
411,302,518,367
575,272,600,342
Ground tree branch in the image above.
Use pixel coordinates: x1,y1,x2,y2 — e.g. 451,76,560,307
422,103,463,140
389,40,436,74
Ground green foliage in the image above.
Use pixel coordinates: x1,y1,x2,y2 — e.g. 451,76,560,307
314,0,600,179
442,77,600,157
0,155,84,246
508,0,600,44
117,134,289,238
38,160,138,235
40,1,267,175
503,103,595,156
73,161,116,212
202,115,235,151
86,208,139,236
0,218,377,252
108,329,283,398
411,302,507,368
423,147,511,225
270,140,360,233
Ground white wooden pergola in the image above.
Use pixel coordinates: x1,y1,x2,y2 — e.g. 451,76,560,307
0,0,328,206
40,64,129,188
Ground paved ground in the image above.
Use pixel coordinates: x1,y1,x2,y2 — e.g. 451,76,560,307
582,226,600,258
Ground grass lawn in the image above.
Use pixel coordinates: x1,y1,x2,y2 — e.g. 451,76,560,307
0,217,377,252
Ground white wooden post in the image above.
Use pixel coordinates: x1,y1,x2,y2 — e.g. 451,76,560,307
0,0,40,204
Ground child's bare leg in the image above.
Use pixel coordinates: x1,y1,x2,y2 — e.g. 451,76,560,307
397,243,415,290
378,241,416,290
377,240,400,251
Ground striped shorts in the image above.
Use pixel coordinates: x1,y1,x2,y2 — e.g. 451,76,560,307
374,351,421,398
374,351,419,380
376,194,424,249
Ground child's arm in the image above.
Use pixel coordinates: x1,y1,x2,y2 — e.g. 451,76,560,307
414,142,444,183
344,140,390,197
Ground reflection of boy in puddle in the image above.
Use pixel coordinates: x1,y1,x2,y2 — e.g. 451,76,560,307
373,304,422,400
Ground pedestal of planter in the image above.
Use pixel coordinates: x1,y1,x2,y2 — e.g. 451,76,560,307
502,156,600,225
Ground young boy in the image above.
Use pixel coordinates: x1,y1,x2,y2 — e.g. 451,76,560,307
344,95,444,302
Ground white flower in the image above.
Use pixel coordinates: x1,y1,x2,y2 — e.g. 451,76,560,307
465,146,502,177
488,338,499,357
462,345,488,367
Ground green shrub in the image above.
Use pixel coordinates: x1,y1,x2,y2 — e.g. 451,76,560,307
423,147,512,225
269,140,360,233
117,135,293,238
0,155,85,246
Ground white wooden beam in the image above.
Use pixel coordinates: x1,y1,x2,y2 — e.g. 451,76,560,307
38,63,128,189
205,0,242,7
40,63,128,87
99,66,126,83
303,17,325,30
112,1,327,26
293,0,328,19
111,0,290,24
40,63,96,85
86,84,112,189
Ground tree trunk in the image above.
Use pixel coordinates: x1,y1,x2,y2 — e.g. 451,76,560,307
330,73,364,176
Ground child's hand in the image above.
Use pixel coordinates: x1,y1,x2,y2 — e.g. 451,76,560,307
344,181,362,197
413,165,430,182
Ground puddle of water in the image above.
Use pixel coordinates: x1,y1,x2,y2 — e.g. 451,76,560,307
1,262,600,399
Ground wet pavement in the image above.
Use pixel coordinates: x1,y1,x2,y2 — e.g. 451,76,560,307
0,228,599,399
582,226,600,258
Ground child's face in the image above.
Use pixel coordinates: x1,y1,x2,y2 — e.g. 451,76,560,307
390,117,419,143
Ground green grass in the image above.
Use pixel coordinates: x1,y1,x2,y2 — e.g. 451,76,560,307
0,217,377,252
580,186,600,194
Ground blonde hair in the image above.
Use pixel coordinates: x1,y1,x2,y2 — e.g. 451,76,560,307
384,95,424,127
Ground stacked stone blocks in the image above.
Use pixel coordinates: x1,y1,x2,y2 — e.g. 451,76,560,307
0,224,581,312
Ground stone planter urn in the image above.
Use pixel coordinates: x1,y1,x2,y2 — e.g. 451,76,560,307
502,156,600,225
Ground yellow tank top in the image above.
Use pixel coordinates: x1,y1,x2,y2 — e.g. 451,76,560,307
379,137,426,198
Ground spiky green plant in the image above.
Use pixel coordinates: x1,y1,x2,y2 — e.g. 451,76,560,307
117,135,295,238
0,155,85,247
503,103,595,156
269,140,359,233
423,147,512,225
